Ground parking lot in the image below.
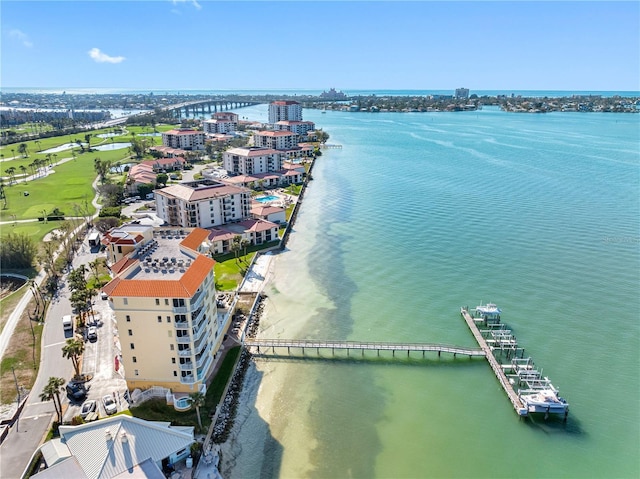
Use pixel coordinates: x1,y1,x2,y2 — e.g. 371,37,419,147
63,234,128,422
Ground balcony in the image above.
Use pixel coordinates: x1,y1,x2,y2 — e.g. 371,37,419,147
176,335,191,344
193,327,211,352
174,320,189,330
173,306,188,314
179,362,194,371
190,290,204,310
178,348,192,357
197,355,214,381
180,375,196,384
196,344,213,368
192,321,209,344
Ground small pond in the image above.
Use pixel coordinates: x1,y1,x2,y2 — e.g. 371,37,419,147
95,133,121,138
93,142,132,151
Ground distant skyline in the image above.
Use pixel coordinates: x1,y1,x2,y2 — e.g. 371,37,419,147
2,1,639,92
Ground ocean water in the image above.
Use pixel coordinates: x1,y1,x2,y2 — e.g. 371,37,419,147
221,105,639,478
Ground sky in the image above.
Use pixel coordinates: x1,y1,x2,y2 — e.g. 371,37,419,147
1,1,639,92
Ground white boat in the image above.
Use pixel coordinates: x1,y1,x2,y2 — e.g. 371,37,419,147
520,388,569,414
474,302,502,321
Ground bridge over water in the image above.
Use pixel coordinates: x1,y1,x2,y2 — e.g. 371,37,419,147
160,97,263,119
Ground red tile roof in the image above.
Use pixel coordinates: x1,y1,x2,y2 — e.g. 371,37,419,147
102,255,214,298
180,228,211,252
256,130,295,137
111,256,138,275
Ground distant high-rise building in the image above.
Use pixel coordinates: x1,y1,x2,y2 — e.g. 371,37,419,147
455,88,470,99
268,101,302,124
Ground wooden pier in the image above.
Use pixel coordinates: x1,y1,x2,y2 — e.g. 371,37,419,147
460,307,529,416
244,339,485,358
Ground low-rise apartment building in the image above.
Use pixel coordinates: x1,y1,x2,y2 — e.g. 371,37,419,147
155,181,252,228
162,129,205,151
102,227,226,394
253,130,298,150
274,120,316,137
222,147,283,175
202,118,236,135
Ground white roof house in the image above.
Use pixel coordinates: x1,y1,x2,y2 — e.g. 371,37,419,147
33,415,195,479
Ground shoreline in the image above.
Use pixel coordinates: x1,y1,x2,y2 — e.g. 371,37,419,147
206,153,319,474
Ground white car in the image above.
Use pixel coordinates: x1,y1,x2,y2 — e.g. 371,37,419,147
102,395,117,415
87,326,97,341
80,399,97,419
100,291,109,300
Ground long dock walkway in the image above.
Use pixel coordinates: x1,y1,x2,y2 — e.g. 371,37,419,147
460,308,528,416
244,339,485,358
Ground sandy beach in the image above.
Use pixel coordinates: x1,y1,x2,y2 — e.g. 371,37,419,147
218,189,336,477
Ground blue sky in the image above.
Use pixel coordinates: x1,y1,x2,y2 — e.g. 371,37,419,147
2,1,639,91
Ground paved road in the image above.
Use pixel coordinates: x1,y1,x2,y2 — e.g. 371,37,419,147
0,235,128,478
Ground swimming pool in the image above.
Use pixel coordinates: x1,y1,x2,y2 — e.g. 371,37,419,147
255,195,279,203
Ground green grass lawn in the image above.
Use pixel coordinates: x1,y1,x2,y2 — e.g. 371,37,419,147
1,219,66,243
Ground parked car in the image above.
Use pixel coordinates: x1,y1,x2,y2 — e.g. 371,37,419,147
66,382,87,401
102,395,117,415
80,399,97,419
87,326,97,341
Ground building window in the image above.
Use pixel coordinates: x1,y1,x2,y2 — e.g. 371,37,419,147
130,343,135,350
128,329,133,336
165,299,169,305
156,299,160,305
170,344,174,351
134,369,139,376
123,298,128,305
126,315,131,322
172,358,176,364
132,356,137,363
167,316,171,323
173,371,177,377
158,316,162,323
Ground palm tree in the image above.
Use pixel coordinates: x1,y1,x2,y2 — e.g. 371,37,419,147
40,377,65,423
84,133,92,151
230,235,242,263
19,165,27,182
188,392,206,430
62,338,85,379
35,140,42,152
5,167,16,185
241,238,250,257
18,143,29,158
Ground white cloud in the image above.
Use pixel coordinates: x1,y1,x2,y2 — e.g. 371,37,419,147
9,29,33,48
88,48,125,64
171,0,202,10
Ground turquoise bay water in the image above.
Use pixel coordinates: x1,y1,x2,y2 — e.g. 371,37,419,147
223,106,639,478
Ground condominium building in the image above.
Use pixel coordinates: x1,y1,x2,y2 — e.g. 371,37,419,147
268,100,302,124
455,87,470,99
202,119,236,135
274,120,316,137
222,147,283,175
155,181,252,228
102,227,225,393
162,129,205,151
212,111,239,122
253,130,298,150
